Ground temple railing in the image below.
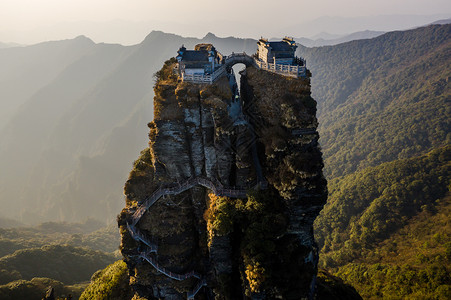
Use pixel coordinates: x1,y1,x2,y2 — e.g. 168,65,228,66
255,59,307,77
179,52,307,84
182,65,226,84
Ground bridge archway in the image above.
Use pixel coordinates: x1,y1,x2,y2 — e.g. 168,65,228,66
231,63,246,94
222,53,256,96
223,53,256,72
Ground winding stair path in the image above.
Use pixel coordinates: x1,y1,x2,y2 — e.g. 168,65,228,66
126,222,158,252
139,251,201,281
130,176,255,226
127,174,265,298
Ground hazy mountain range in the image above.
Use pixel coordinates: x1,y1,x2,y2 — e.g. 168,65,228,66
282,14,450,36
0,42,22,49
0,23,448,229
295,30,385,47
1,14,449,45
0,32,258,224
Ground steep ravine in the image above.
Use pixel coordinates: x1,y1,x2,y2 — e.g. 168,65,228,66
118,59,328,299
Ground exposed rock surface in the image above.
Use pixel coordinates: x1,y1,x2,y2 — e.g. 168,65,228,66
118,58,327,299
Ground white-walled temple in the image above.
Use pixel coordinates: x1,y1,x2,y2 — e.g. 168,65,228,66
176,44,224,76
257,37,298,65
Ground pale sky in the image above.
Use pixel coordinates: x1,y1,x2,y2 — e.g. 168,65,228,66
1,0,450,44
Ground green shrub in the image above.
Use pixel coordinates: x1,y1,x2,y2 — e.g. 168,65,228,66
80,260,133,300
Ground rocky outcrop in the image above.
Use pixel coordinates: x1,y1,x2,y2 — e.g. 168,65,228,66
118,58,327,299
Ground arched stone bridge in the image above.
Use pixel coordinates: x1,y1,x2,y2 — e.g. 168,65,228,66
223,53,256,71
181,52,306,84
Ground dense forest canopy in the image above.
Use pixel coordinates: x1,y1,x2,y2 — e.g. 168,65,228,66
306,24,450,299
300,24,450,178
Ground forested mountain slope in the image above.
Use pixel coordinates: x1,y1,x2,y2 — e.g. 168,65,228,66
335,194,450,299
316,146,449,263
315,146,450,299
0,245,114,285
299,24,450,178
0,220,120,299
305,24,450,299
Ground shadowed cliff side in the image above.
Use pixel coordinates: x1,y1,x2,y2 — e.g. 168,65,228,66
117,58,329,299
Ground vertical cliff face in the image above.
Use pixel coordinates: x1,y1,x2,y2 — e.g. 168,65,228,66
241,67,326,247
118,59,327,299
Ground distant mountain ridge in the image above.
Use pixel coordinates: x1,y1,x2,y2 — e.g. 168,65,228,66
0,42,22,49
0,35,96,130
1,13,448,45
295,30,385,47
429,18,451,25
282,14,450,37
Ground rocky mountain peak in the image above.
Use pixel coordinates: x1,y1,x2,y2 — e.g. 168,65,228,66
118,56,327,299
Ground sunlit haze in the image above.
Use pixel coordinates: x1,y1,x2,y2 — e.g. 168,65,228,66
1,0,450,44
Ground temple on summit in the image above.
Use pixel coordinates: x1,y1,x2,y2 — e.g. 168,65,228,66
256,37,298,65
175,37,307,83
176,44,224,77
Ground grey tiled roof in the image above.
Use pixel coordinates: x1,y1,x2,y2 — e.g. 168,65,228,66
268,41,293,52
182,50,209,62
